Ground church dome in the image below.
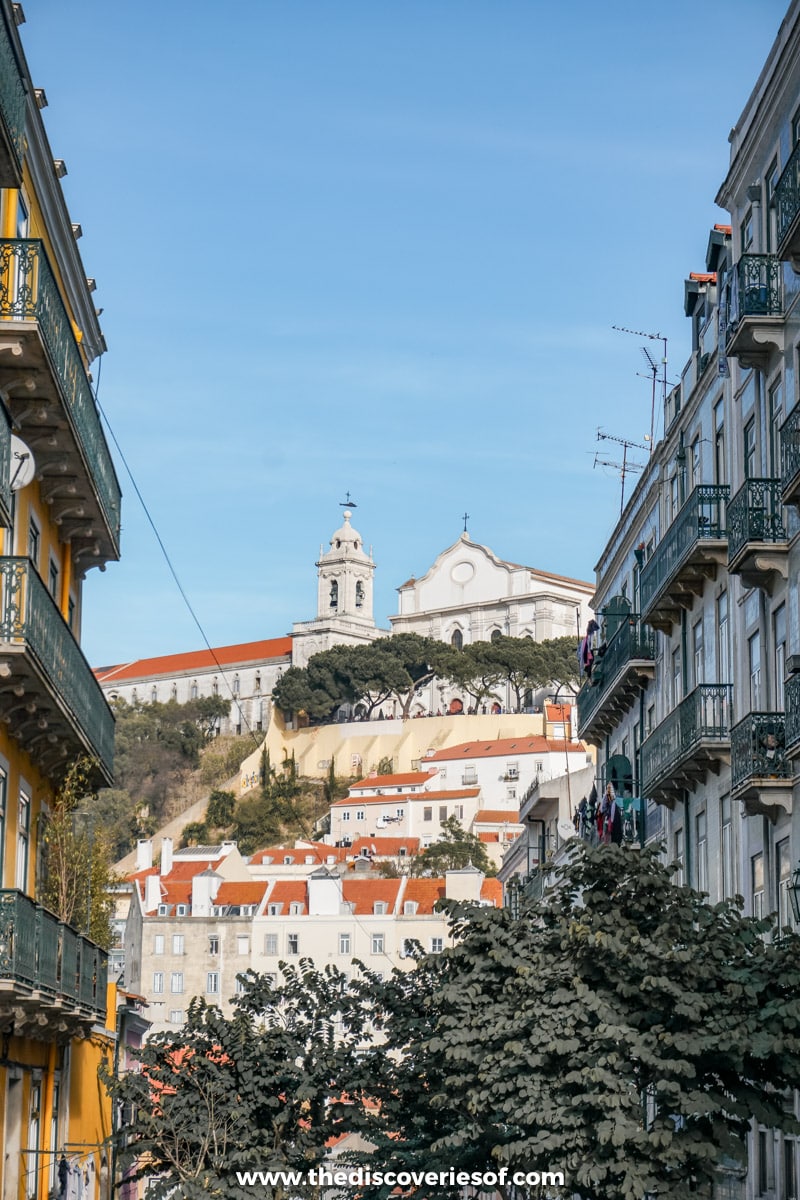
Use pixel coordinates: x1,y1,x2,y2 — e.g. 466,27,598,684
323,510,370,559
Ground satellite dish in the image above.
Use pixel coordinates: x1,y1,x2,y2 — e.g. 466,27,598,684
558,818,577,841
10,435,35,491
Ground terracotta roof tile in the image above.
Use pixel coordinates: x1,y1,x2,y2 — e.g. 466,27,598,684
402,878,445,913
427,737,584,760
689,272,717,282
342,879,402,915
214,882,269,907
473,809,521,823
350,837,421,856
251,844,347,865
332,788,480,807
265,881,308,909
95,636,292,684
350,772,432,790
481,879,503,905
714,223,732,235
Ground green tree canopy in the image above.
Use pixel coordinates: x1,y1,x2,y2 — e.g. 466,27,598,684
408,815,497,877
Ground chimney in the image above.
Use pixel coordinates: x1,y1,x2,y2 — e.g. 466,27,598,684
161,838,173,876
192,869,222,918
445,866,484,903
143,875,161,913
135,840,153,872
307,868,342,916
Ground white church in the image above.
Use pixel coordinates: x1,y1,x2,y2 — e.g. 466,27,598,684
95,510,592,732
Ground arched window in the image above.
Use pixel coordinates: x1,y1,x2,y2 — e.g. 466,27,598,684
233,674,240,695
150,686,157,702
190,680,198,699
330,580,338,609
170,683,178,701
355,581,365,609
451,629,463,650
212,677,219,696
490,629,502,643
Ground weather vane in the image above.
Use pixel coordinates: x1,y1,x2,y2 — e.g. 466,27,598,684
339,491,358,508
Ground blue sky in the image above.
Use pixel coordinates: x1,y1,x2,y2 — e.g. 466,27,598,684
22,1,789,664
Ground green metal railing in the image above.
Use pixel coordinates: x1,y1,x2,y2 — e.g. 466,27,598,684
0,11,25,180
781,405,800,499
775,141,800,251
731,712,792,792
639,486,728,618
0,557,115,776
641,684,732,796
0,399,11,528
577,616,655,733
726,254,783,342
0,240,121,551
0,890,107,1019
786,676,800,757
727,478,787,563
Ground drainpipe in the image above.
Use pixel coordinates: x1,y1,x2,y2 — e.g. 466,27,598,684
684,793,691,886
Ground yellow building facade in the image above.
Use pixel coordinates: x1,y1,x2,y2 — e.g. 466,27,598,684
0,3,122,1197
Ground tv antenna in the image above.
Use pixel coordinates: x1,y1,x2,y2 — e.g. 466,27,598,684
612,324,668,450
594,429,648,517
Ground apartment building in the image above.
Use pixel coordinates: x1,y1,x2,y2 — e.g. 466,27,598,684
0,3,121,1195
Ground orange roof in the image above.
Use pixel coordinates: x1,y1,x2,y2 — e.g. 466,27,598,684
95,636,293,684
250,844,347,865
214,881,269,907
333,788,479,807
402,878,446,913
350,837,421,856
160,882,192,908
342,879,402,915
481,879,502,905
265,880,308,909
714,223,732,234
473,809,521,823
349,772,432,791
428,737,584,760
545,702,571,722
478,832,500,842
689,272,717,282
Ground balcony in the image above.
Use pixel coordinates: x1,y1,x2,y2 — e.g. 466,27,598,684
727,478,788,592
786,676,800,761
641,684,732,805
0,557,114,785
724,255,784,367
775,141,800,269
731,712,793,818
0,240,121,566
781,405,800,510
639,486,728,634
577,616,655,745
0,890,108,1039
0,9,25,187
0,398,10,529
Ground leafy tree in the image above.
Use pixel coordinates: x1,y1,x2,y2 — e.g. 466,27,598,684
372,843,800,1200
443,641,504,710
489,635,551,710
408,816,496,877
38,758,118,949
541,633,581,695
206,788,236,828
180,821,209,848
105,965,378,1199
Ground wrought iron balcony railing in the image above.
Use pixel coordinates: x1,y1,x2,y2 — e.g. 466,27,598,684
0,399,10,528
0,239,121,552
775,141,800,258
727,477,787,564
0,557,115,781
731,712,792,792
0,890,108,1025
0,10,25,185
781,404,800,509
641,684,732,801
577,616,655,741
726,254,784,335
639,486,728,629
786,675,800,759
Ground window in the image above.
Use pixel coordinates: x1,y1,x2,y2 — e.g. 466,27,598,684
355,580,365,609
170,973,184,993
774,603,787,707
671,646,681,708
237,935,249,955
373,902,387,915
68,596,76,631
212,677,219,697
267,903,281,916
766,158,779,251
206,972,219,994
451,629,463,650
691,619,704,689
233,674,240,695
356,809,365,821
235,976,246,994
784,1137,798,1200
714,399,726,484
329,580,338,609
439,805,447,822
0,762,7,882
339,932,351,955
430,937,444,953
759,1128,776,1194
176,904,188,917
172,934,184,955
341,811,350,822
717,591,730,683
778,838,792,931
255,673,262,692
695,811,708,894
749,632,762,710
48,559,59,600
170,1010,184,1024
157,905,169,917
769,376,783,475
289,902,302,916
673,828,685,887
689,437,701,491
744,417,757,479
152,972,164,994
423,807,432,822
190,680,198,699
371,934,385,955
16,786,30,889
208,936,219,955
721,796,734,900
171,683,178,701
740,208,754,253
395,807,404,819
403,901,418,915
28,517,40,567
287,934,299,955
752,852,765,920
